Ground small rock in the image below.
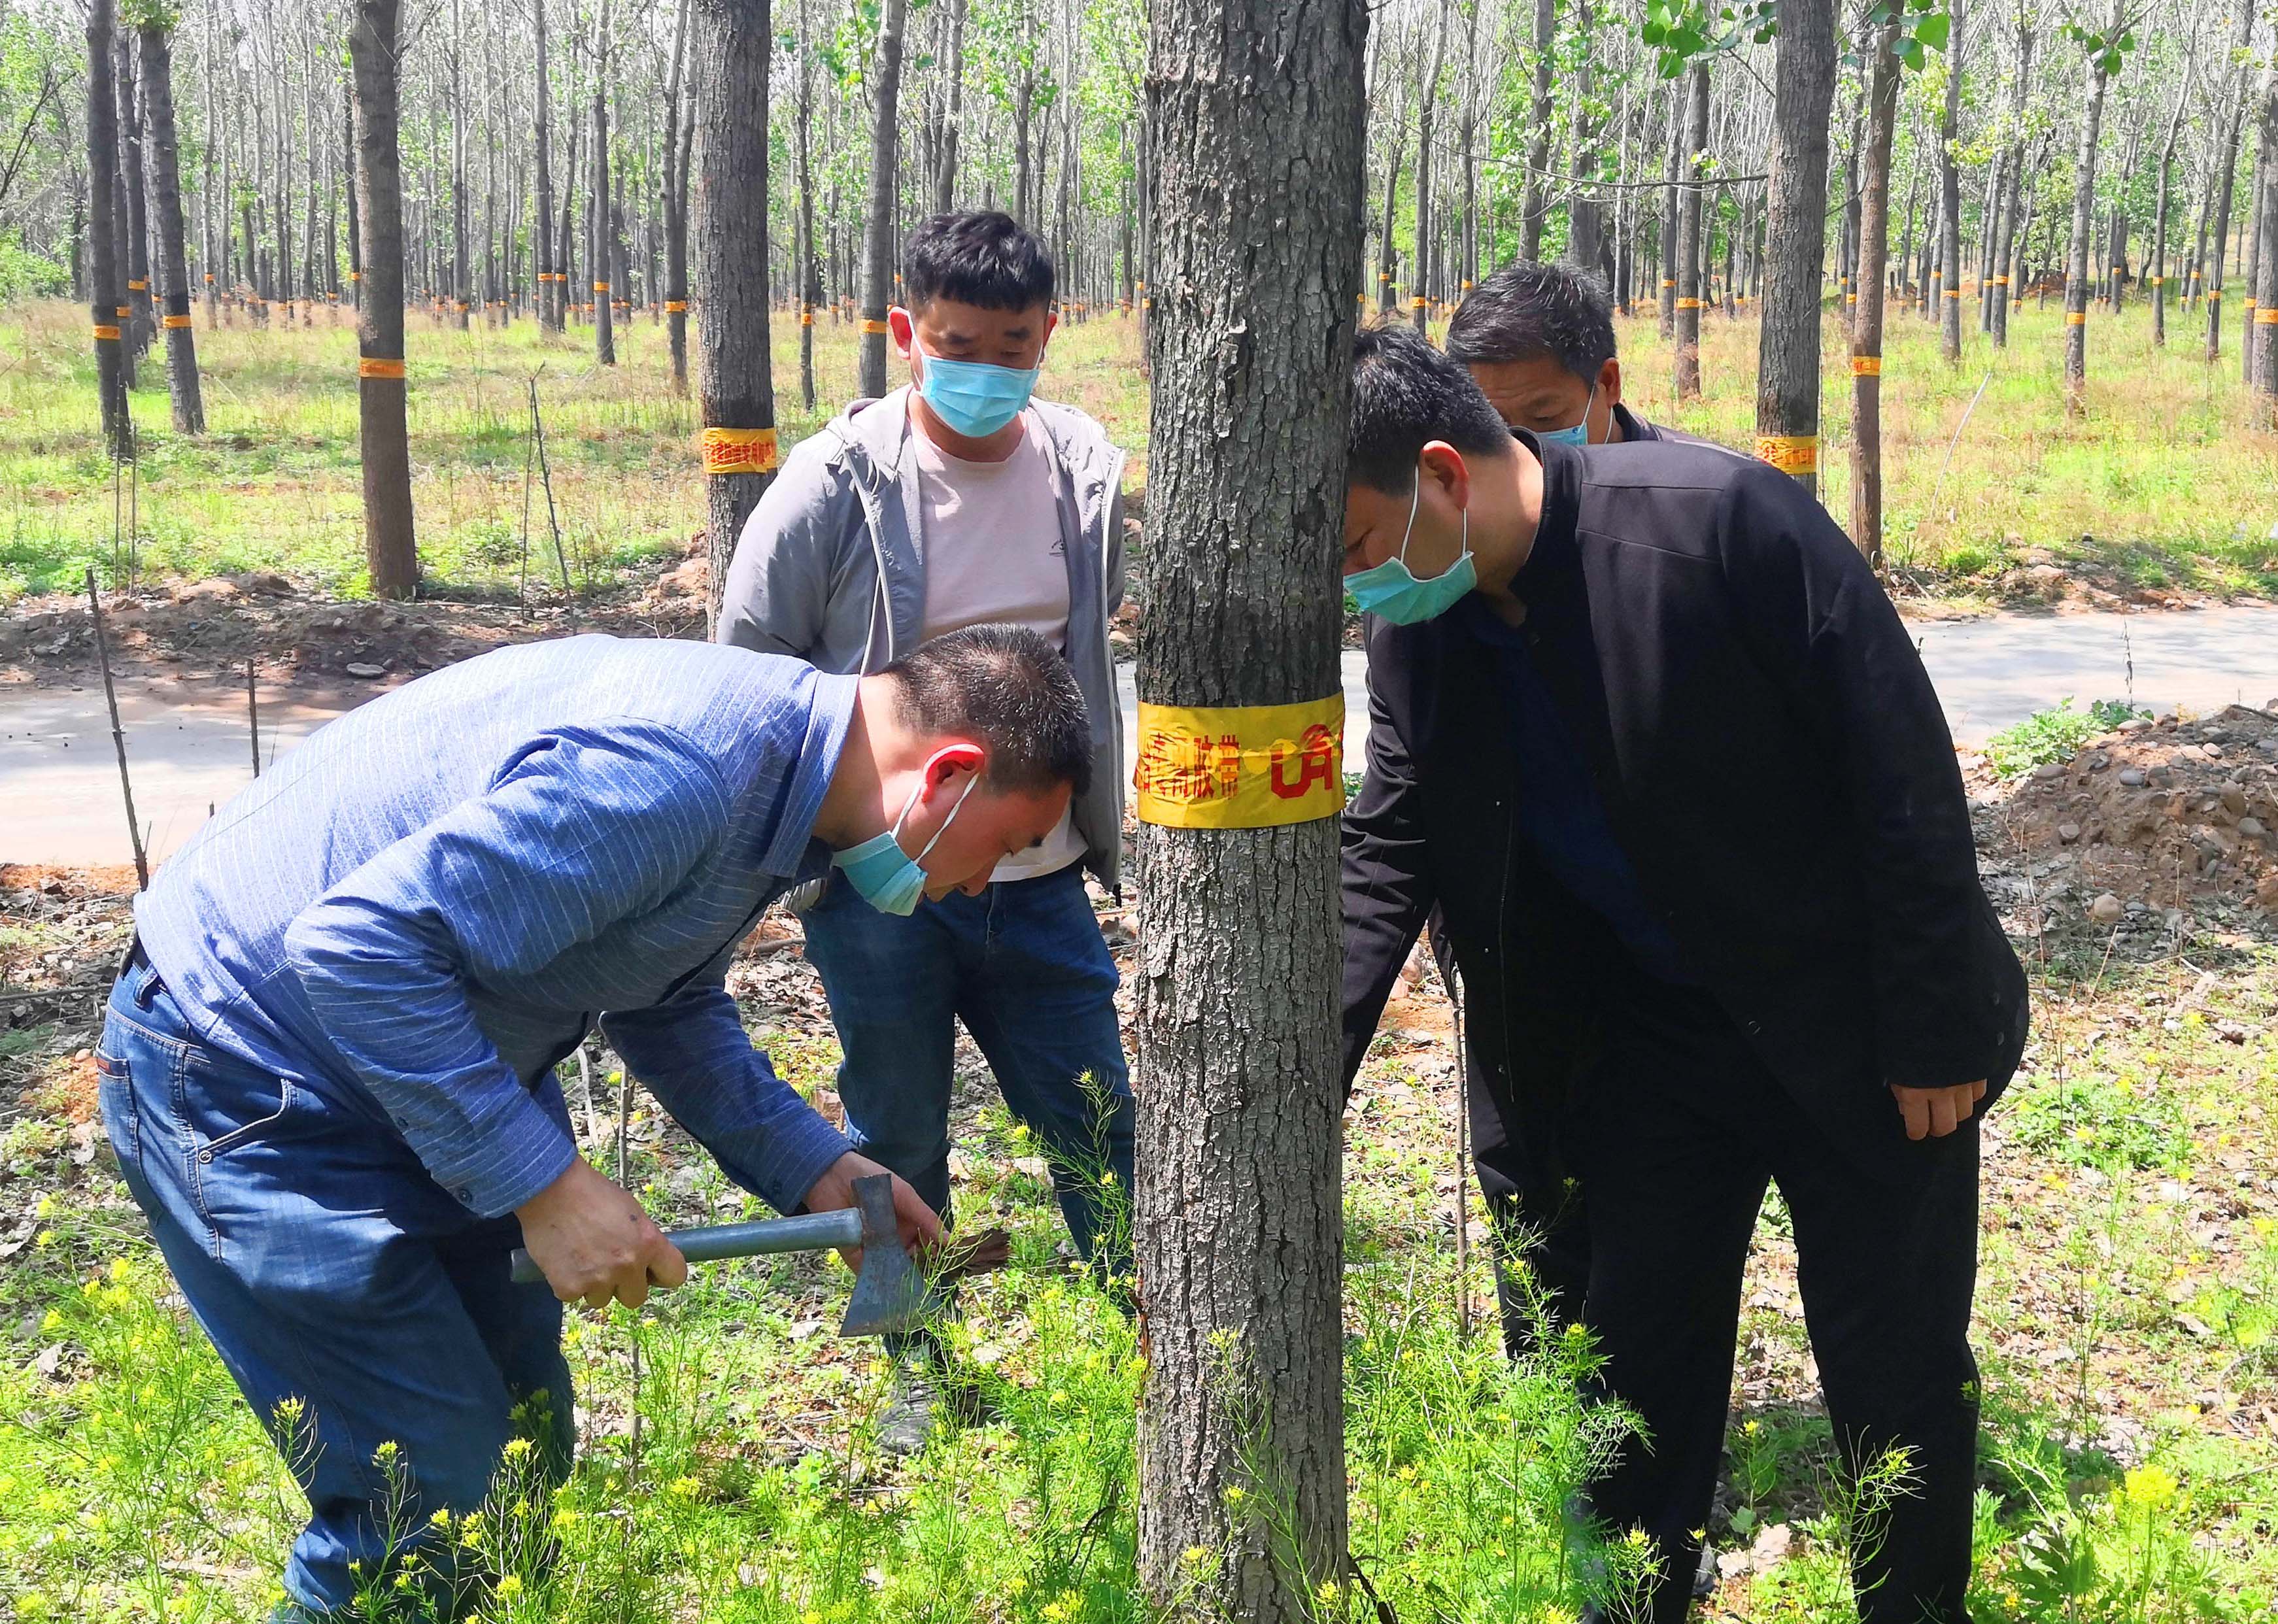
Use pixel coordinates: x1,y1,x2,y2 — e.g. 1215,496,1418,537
2215,1021,2250,1045
2239,817,2267,839
2058,822,2082,843
2118,768,2148,787
2177,745,2210,763
2220,785,2249,817
2256,874,2278,912
2203,743,2226,759
2090,892,2125,925
2118,717,2154,734
2033,762,2066,781
344,662,386,679
2259,736,2278,755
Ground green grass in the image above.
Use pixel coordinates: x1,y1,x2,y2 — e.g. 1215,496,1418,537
6,293,2273,609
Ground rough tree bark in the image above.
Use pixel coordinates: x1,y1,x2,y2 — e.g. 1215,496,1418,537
1569,0,1601,276
86,0,132,460
350,0,418,599
2150,50,2193,347
1412,1,1450,330
1755,0,1837,493
137,18,203,435
2204,0,2258,362
794,0,819,412
114,34,154,361
857,0,910,399
664,0,693,390
1938,0,1963,364
534,0,556,331
1852,11,1903,568
936,0,970,211
592,0,615,365
1673,62,1708,401
2254,63,2278,422
1522,0,1554,260
691,0,775,630
2063,2,2120,418
1136,0,1363,1614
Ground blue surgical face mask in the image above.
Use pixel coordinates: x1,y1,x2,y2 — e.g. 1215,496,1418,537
832,765,979,915
913,339,1041,439
1538,381,1599,449
1346,477,1475,626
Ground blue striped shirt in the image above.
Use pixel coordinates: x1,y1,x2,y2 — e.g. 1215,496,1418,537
133,635,859,1219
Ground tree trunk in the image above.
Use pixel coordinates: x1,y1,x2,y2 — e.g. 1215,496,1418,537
1412,6,1450,330
350,0,418,600
1568,0,1600,275
1522,0,1554,260
1938,1,1962,364
794,0,819,412
1674,63,1708,401
2251,64,2278,420
1852,14,1903,567
1660,80,1682,337
1375,80,1405,315
86,0,132,461
2205,0,2258,362
2063,8,2118,418
1136,0,1361,1611
664,0,693,390
593,0,616,365
692,0,777,631
534,0,556,331
114,35,155,362
858,0,909,399
1754,0,1836,492
137,22,203,435
936,0,970,211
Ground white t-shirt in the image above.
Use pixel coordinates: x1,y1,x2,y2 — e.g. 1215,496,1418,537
911,402,1086,881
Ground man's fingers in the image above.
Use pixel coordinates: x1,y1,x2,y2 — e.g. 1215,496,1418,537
1892,1085,1930,1140
893,1178,944,1251
645,1238,688,1291
1971,1078,1988,1102
1927,1091,1960,1138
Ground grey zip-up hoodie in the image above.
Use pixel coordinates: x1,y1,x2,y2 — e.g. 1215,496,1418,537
715,386,1128,890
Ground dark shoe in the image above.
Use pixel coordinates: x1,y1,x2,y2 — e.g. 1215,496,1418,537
876,1364,945,1458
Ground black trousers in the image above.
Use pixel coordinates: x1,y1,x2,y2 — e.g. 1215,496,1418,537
1508,977,1982,1624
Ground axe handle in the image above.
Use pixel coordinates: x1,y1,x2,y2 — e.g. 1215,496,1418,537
509,1207,865,1285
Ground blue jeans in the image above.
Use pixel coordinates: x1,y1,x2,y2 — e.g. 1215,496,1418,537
97,960,571,1617
802,864,1134,1277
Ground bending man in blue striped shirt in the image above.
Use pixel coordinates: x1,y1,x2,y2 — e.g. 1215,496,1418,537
99,624,1091,1619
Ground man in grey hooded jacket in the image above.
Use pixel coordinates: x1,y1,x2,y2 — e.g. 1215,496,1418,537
717,211,1132,1452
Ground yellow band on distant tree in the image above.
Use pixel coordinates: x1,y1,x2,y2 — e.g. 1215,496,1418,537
128,280,147,291
2256,309,2278,324
162,314,193,329
360,356,408,379
593,282,610,292
1676,297,1703,309
1132,696,1346,829
117,305,130,318
1852,356,1881,375
701,426,780,476
2066,312,2086,324
860,319,890,335
1754,434,1818,476
1944,290,1961,298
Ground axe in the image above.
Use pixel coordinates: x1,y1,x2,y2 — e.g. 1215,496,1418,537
508,1173,926,1337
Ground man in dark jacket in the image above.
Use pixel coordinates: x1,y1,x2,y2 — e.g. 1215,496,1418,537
1446,262,1665,445
1338,326,2028,1624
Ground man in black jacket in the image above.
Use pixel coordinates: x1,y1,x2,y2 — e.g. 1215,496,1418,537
1338,326,2028,1624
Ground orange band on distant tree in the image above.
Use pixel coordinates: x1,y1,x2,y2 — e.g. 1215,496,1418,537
860,318,890,334
117,305,130,317
2066,312,2086,324
162,314,193,329
664,299,687,312
1676,297,1703,309
128,280,147,291
1852,356,1881,375
2256,309,2278,324
359,356,408,379
593,282,610,292
94,324,120,340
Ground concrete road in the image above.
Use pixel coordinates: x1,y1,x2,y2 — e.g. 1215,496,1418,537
8,607,2277,868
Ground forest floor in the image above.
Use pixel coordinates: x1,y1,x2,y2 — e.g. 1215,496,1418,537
1,293,2275,617
3,772,2277,1620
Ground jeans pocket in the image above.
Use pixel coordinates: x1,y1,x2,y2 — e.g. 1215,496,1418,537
93,1036,142,1175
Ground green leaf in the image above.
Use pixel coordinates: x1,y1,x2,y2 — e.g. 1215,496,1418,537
1642,19,1667,44
1914,11,1949,50
1897,36,1925,68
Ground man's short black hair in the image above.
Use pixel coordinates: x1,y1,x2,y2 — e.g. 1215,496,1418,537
885,624,1092,798
1444,263,1618,384
1348,323,1520,496
901,212,1056,313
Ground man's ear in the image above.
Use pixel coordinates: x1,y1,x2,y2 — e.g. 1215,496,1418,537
889,305,917,362
1418,441,1473,514
1042,310,1060,354
921,741,987,797
1598,356,1624,407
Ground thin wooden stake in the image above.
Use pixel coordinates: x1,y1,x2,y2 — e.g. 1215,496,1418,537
1448,953,1472,1344
85,567,149,890
526,376,575,624
246,658,262,777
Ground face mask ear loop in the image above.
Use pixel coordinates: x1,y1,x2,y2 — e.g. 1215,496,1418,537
1395,477,1423,566
913,766,983,864
1580,379,1598,444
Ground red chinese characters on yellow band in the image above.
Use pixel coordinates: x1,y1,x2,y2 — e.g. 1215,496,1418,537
701,426,780,476
1132,696,1346,829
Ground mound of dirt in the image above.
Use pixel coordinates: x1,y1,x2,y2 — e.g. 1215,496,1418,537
1982,702,2278,923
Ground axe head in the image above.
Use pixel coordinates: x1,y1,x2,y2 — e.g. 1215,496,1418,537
839,1174,928,1338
